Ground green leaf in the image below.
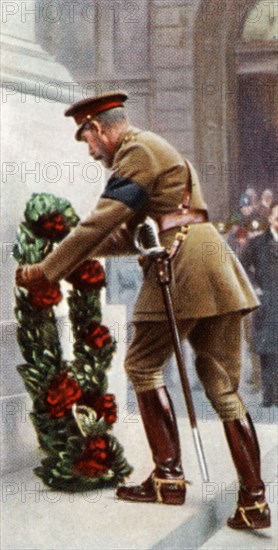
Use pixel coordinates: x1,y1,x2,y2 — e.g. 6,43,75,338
84,365,92,374
51,469,62,478
43,350,57,360
58,451,70,461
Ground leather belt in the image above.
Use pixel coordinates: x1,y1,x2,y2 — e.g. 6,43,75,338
157,160,209,259
158,207,209,233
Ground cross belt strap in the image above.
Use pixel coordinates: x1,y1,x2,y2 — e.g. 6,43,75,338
158,207,208,233
157,160,208,259
158,160,208,234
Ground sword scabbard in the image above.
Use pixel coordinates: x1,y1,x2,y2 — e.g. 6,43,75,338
154,253,172,285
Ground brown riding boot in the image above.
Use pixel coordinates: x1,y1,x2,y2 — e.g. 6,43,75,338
116,386,186,505
224,412,271,529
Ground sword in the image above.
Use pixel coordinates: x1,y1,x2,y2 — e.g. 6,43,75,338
134,217,209,483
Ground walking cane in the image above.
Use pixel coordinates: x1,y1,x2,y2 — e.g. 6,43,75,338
134,217,209,483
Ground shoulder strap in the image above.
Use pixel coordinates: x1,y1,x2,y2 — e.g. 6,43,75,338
182,160,192,209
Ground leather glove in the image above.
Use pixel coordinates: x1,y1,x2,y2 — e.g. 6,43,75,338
15,264,49,289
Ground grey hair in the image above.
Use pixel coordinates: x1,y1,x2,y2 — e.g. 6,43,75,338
94,107,128,129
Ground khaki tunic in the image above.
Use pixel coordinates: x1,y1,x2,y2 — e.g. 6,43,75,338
41,127,259,321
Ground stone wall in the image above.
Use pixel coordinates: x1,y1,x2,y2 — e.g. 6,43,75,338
1,3,107,474
150,1,200,162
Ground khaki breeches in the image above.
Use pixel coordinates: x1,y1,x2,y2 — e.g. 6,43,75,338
124,312,247,421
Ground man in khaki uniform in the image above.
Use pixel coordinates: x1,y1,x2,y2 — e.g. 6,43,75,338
16,92,270,529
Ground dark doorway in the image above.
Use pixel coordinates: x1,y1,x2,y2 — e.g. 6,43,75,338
237,74,278,203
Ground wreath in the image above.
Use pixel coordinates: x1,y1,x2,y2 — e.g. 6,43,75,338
13,193,132,491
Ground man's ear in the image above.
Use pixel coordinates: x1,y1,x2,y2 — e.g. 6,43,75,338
90,120,104,136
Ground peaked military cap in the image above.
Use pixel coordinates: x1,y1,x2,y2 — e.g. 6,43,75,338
239,193,251,208
65,91,128,140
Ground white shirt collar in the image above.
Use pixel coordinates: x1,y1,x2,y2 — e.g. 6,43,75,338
270,228,278,242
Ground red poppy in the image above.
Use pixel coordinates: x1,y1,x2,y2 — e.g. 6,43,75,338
28,281,62,309
32,211,68,241
45,371,82,417
84,322,112,350
74,436,113,477
82,392,117,425
66,260,106,291
96,394,117,424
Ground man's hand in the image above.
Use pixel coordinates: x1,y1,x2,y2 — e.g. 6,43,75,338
15,264,49,289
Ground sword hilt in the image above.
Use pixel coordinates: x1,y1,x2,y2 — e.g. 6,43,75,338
134,217,165,255
134,217,170,279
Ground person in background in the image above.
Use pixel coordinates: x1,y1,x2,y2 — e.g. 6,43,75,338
258,189,274,225
233,226,249,259
245,188,259,215
241,203,278,407
238,193,255,227
226,223,262,395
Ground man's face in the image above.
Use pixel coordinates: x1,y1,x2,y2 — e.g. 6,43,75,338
262,190,273,207
240,205,253,217
81,127,115,168
269,205,278,233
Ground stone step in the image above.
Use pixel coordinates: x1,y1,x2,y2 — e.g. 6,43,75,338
1,419,277,550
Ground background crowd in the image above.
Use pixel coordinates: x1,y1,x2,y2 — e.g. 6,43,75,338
217,188,278,408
